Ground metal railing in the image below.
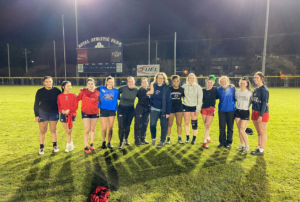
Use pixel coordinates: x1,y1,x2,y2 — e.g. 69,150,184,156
0,76,300,87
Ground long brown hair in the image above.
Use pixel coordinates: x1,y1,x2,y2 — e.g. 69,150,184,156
255,71,265,85
240,76,251,90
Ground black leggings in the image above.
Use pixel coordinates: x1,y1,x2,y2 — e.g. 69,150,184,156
134,104,150,142
118,106,135,142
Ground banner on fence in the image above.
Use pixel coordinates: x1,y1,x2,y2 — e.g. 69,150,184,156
137,65,160,76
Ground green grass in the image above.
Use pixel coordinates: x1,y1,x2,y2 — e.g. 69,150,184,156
0,86,299,201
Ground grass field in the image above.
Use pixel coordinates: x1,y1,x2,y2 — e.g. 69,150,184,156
0,86,299,202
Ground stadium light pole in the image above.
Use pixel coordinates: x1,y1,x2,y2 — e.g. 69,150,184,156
174,32,177,75
148,24,150,65
75,0,79,79
62,15,67,81
262,0,270,75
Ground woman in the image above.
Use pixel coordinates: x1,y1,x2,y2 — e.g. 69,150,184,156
117,77,138,149
57,81,78,152
78,78,100,154
167,75,185,144
96,76,119,149
251,72,269,156
148,72,172,147
217,76,236,148
34,76,61,155
134,77,151,145
235,77,253,153
201,75,218,149
182,73,203,144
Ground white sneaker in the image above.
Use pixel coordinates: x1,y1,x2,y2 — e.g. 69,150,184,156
243,146,250,153
39,148,45,155
53,146,59,153
69,144,75,151
65,146,70,153
236,145,244,151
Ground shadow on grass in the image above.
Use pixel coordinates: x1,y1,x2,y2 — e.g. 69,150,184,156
8,154,76,201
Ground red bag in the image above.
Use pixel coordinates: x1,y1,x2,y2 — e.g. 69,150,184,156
90,186,110,202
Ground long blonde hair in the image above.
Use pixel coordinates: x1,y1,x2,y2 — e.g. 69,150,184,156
153,72,169,85
186,73,197,85
218,76,230,85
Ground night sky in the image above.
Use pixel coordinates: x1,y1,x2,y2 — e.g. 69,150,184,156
1,0,300,45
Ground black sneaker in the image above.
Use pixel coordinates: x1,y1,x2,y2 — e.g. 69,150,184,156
118,142,124,149
178,139,183,144
166,139,171,144
191,140,196,145
186,136,190,143
217,143,224,148
225,143,231,148
101,142,107,149
125,139,130,146
135,141,144,145
141,140,149,144
251,148,264,156
107,143,113,149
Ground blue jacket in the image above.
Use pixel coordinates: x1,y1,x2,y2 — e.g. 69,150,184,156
96,86,119,111
151,84,172,115
217,86,236,112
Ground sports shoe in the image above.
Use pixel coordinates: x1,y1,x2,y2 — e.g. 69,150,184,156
125,139,130,146
166,139,171,144
107,143,113,149
135,141,144,145
65,146,70,153
191,140,196,145
151,139,156,146
69,144,75,151
53,146,59,153
236,145,245,151
207,139,211,143
250,148,264,156
141,140,149,144
157,142,164,147
178,139,183,144
39,148,44,155
101,142,107,149
203,143,209,149
90,146,95,150
118,142,124,149
84,147,92,154
186,136,190,143
243,146,250,153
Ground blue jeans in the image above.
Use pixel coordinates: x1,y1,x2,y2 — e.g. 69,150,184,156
150,110,168,143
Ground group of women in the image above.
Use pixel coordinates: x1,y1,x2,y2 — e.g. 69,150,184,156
34,71,269,156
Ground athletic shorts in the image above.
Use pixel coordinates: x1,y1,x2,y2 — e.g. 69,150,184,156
81,111,99,119
38,109,59,122
60,113,76,123
234,109,250,120
251,110,269,122
201,107,215,116
183,105,196,112
171,104,183,113
100,109,116,117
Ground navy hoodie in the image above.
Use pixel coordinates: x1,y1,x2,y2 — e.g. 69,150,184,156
150,84,172,115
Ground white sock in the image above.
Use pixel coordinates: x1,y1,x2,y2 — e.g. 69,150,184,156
203,140,207,143
70,142,73,145
207,137,210,140
67,143,70,147
259,148,264,152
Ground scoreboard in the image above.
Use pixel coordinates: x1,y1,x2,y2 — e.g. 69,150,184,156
77,37,123,73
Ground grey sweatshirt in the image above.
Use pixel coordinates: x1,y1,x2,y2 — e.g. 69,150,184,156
235,89,253,110
182,83,203,112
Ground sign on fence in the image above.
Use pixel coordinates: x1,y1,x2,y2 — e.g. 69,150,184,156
137,65,160,76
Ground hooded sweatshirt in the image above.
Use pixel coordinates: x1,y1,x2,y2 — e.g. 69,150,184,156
182,83,203,112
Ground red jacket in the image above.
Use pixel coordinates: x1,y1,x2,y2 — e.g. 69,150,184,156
57,93,78,114
78,88,99,115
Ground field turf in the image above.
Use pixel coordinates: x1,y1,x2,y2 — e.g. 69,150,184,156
0,86,299,201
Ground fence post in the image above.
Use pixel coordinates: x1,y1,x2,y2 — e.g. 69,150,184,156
1,78,3,85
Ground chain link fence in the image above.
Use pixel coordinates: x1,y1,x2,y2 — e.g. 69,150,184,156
1,76,300,88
